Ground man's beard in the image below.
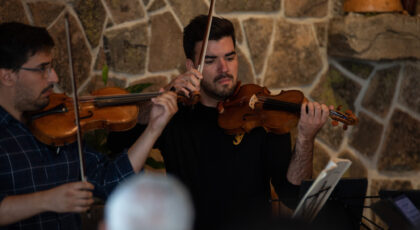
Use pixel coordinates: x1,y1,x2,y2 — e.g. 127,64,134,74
201,73,236,101
15,85,52,112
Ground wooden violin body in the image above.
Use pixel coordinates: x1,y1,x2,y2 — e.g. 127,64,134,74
217,84,358,135
29,86,200,146
29,87,139,146
218,84,304,135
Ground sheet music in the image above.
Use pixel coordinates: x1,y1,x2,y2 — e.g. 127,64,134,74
292,158,352,222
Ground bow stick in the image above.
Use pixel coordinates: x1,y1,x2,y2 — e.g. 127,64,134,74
64,14,87,182
197,0,216,73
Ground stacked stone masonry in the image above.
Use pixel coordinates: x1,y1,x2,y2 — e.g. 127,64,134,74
1,0,419,228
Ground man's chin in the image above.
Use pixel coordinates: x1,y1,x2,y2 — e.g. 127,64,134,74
202,80,237,101
34,98,49,111
215,86,236,99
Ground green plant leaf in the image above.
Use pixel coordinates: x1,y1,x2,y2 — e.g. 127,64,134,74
102,64,109,86
84,129,111,155
126,83,153,93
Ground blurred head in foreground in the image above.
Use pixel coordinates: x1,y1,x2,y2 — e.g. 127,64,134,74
103,173,194,230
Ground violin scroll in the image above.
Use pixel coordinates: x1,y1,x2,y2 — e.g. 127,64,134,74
330,105,358,130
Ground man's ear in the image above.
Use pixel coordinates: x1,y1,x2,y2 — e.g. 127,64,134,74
185,59,195,71
0,69,16,87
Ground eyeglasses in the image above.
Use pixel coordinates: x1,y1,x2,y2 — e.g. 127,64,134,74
19,62,54,76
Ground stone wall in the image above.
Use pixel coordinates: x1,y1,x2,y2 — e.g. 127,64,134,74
1,0,419,228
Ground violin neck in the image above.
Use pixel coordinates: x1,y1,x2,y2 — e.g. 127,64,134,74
80,92,161,107
261,98,301,114
261,98,348,120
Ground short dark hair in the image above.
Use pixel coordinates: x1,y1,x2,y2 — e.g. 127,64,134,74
0,22,54,71
183,15,235,60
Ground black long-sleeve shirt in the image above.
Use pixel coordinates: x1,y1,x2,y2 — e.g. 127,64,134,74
109,103,299,230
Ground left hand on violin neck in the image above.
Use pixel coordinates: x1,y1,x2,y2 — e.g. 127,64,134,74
297,101,331,140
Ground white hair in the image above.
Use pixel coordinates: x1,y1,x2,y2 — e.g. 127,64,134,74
105,173,194,230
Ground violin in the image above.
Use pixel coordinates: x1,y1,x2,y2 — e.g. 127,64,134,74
29,87,144,146
217,83,358,135
29,87,197,146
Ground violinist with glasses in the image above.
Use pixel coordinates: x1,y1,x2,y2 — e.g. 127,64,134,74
0,22,177,230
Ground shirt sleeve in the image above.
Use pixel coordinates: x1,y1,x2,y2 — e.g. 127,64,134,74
83,145,135,200
0,146,8,203
106,124,147,155
265,132,300,208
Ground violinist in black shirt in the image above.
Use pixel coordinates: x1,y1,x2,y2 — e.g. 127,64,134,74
109,15,331,230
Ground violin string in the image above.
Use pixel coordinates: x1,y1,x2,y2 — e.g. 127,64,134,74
257,96,351,122
79,92,161,104
257,96,301,112
79,92,161,101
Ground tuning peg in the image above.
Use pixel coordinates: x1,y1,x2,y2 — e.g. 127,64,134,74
345,109,352,116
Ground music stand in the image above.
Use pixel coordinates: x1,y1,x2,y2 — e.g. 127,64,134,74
371,190,420,230
298,178,368,230
379,190,420,208
292,158,352,223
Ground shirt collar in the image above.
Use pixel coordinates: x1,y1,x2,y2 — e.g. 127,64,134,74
0,106,20,126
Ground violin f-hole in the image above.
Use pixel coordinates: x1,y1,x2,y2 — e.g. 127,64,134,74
79,110,94,120
242,113,258,121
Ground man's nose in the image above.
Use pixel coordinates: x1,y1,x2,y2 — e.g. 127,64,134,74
218,59,228,73
48,68,59,83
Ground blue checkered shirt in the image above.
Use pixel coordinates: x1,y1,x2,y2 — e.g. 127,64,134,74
0,106,134,230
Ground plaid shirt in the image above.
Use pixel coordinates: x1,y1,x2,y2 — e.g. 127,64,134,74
0,106,134,230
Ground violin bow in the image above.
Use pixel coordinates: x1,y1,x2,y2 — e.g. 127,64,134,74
197,0,216,73
65,14,87,182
